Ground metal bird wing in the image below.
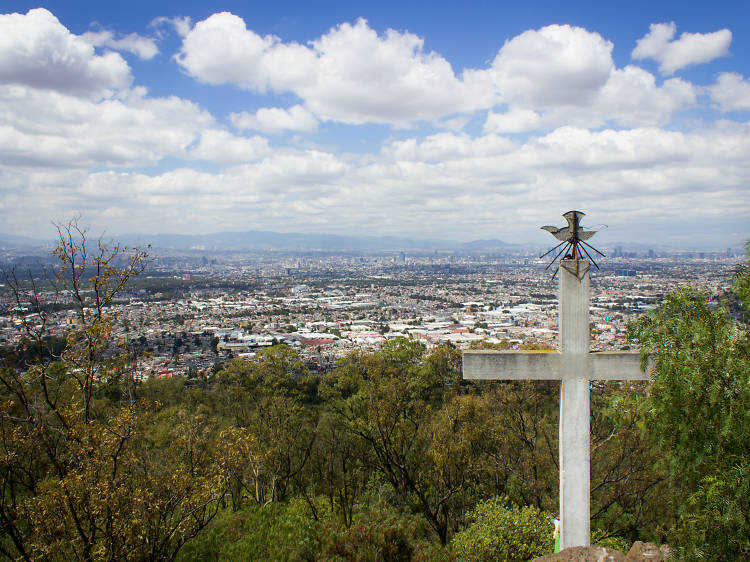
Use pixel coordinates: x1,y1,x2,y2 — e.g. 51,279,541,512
541,226,570,241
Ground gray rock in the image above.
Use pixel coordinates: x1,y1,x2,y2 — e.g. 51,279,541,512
533,545,626,561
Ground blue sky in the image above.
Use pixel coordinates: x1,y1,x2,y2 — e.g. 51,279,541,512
1,2,748,248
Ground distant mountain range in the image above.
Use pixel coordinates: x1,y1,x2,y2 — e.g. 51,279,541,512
0,233,57,249
460,238,511,250
118,231,449,252
0,230,522,253
1,230,737,255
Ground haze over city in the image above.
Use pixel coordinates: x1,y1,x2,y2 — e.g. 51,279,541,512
1,1,748,248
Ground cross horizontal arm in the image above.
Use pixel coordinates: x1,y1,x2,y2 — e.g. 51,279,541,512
462,350,650,381
463,350,565,380
588,352,651,380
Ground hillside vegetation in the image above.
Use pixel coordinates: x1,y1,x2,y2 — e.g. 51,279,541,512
1,227,747,561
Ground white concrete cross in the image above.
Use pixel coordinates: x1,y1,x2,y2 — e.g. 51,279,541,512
462,259,650,549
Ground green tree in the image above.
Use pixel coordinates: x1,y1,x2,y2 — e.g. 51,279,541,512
320,339,475,544
306,410,370,527
469,382,558,513
628,252,750,559
589,383,668,544
211,347,317,510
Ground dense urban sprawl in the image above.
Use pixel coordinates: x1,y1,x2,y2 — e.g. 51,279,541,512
2,248,741,380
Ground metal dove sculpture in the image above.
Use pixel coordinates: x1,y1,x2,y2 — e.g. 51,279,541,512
540,210,605,278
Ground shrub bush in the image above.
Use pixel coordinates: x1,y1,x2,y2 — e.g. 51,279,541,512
451,497,554,562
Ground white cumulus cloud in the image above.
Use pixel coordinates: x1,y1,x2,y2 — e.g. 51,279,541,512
230,105,318,134
489,24,614,107
0,8,131,97
81,29,159,60
175,12,316,92
297,19,489,124
0,85,214,168
1,8,747,247
708,72,750,112
176,14,491,126
3,123,749,246
150,15,192,38
484,64,696,134
483,26,697,134
189,129,271,163
484,108,543,134
632,22,731,75
178,17,697,132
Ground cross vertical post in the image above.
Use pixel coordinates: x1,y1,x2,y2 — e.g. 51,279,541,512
558,259,591,548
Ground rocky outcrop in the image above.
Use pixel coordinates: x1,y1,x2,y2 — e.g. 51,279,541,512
533,546,625,561
624,541,669,560
532,542,669,561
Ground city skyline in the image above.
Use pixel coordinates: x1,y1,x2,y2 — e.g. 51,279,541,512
1,1,749,247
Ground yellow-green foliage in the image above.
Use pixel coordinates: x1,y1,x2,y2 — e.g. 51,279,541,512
451,497,554,561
